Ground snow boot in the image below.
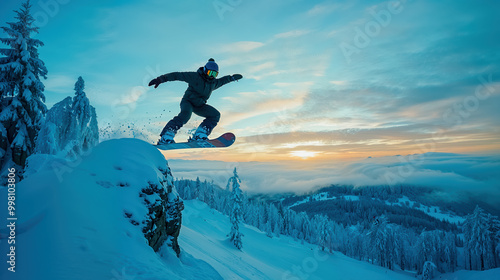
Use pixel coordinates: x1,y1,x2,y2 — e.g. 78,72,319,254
157,128,177,145
189,125,212,142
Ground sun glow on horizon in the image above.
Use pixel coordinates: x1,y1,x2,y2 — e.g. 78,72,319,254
289,150,319,159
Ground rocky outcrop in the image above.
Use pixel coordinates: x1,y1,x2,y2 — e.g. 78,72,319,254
139,166,184,255
116,151,184,256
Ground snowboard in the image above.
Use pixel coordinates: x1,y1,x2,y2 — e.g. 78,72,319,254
155,132,236,151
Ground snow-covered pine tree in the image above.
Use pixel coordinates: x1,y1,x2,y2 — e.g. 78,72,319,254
351,228,365,260
0,0,47,177
369,215,394,268
194,177,201,200
442,232,458,273
276,202,286,234
225,175,230,191
273,220,281,237
267,203,278,236
300,212,313,243
486,213,500,268
421,261,437,280
184,183,192,200
35,76,98,158
463,206,497,270
315,214,331,252
206,184,216,209
463,206,478,270
241,192,253,224
496,226,500,268
283,207,293,237
394,227,409,271
259,201,268,232
265,220,273,238
251,203,261,229
417,231,438,273
227,167,244,250
71,76,98,153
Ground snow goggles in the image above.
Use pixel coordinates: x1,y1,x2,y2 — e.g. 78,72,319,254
206,69,218,78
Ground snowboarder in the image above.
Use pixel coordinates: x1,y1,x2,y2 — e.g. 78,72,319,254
148,58,243,144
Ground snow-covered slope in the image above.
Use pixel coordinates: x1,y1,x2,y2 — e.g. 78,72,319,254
440,269,500,280
181,200,500,280
1,138,498,280
0,138,218,280
385,196,465,224
286,190,465,225
180,199,412,280
289,192,360,208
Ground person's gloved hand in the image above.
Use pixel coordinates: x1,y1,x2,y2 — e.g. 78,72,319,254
231,74,243,81
148,78,162,89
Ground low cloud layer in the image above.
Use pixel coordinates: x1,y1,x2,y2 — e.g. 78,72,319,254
168,152,500,208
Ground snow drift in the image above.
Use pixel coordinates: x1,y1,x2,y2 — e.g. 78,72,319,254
0,138,218,280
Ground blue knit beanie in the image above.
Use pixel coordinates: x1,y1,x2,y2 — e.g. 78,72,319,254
204,58,219,72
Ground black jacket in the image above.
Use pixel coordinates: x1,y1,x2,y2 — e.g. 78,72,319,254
158,67,233,107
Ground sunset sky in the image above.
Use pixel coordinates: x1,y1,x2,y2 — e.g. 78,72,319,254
1,0,499,164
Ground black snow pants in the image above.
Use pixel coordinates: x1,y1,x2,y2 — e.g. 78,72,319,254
160,99,220,135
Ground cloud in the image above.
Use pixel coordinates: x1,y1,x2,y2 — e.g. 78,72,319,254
214,27,333,81
248,61,275,72
284,75,500,154
329,80,347,86
168,152,500,209
273,81,314,88
218,41,265,53
44,74,76,94
43,74,79,107
274,30,311,39
219,89,306,128
306,3,341,17
227,121,500,164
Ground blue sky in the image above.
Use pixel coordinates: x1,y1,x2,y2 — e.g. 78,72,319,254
1,0,499,163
